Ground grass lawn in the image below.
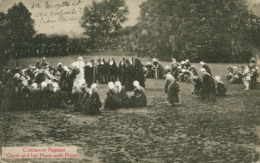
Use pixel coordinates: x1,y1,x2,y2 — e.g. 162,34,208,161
1,52,260,162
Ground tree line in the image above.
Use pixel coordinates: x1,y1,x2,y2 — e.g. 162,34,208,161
1,0,260,63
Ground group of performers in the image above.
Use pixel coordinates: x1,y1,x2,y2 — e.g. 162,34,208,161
0,56,147,114
226,57,259,90
0,56,258,114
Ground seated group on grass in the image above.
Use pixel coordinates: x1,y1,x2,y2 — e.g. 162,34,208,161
226,57,259,90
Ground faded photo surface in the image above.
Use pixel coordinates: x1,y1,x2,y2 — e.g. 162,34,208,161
1,0,260,162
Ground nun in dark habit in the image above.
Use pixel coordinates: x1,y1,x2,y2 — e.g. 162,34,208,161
133,58,146,88
99,58,108,84
85,60,93,88
107,58,118,82
124,59,135,91
118,58,126,85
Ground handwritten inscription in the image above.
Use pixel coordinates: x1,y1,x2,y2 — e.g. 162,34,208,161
31,0,82,24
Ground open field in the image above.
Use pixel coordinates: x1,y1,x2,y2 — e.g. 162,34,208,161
1,52,260,162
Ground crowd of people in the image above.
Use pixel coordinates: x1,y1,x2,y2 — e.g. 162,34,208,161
226,57,259,90
0,56,258,114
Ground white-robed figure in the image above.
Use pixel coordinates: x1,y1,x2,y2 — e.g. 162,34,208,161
72,56,86,87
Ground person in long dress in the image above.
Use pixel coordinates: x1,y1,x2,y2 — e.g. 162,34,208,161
72,56,86,87
118,58,126,85
215,76,227,96
133,58,146,88
191,76,203,96
104,82,121,110
201,68,216,101
71,85,85,111
145,62,154,78
82,83,102,115
250,67,259,89
84,61,93,88
171,58,179,79
115,81,129,108
124,59,135,91
107,58,118,82
129,80,147,107
243,66,251,90
165,74,180,106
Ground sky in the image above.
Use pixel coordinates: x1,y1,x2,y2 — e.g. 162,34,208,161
0,0,146,37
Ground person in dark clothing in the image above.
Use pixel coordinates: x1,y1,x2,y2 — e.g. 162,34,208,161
153,58,164,79
82,83,102,115
165,74,180,106
200,61,212,76
201,68,216,101
250,67,259,89
104,82,121,110
171,58,180,79
85,61,93,88
115,81,129,108
129,80,147,107
118,58,126,85
133,58,146,88
99,58,108,84
107,58,118,82
164,66,172,78
145,62,154,78
124,59,135,91
191,76,203,96
215,76,227,96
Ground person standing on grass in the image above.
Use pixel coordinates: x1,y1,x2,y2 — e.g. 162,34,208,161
84,61,93,88
201,68,216,101
243,66,251,90
250,67,259,90
133,58,146,88
200,61,212,76
124,59,135,91
118,58,126,85
165,74,180,106
171,58,179,79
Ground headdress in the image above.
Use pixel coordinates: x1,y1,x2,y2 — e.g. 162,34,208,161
114,81,122,92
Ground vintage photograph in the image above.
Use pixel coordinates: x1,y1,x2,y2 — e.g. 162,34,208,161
1,0,260,162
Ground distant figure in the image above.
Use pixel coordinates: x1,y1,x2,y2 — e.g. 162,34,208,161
215,76,227,96
118,58,126,85
243,66,251,90
201,68,216,101
184,59,191,69
191,76,203,96
104,82,121,110
250,67,259,89
153,58,164,79
129,80,147,107
133,58,146,88
164,66,171,78
107,58,118,82
115,81,129,108
84,61,93,88
165,74,180,106
171,58,179,79
226,66,233,80
200,61,212,76
124,59,135,91
72,56,86,87
82,83,102,115
145,62,154,78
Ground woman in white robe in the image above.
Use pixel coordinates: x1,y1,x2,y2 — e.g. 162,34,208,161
72,56,86,88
